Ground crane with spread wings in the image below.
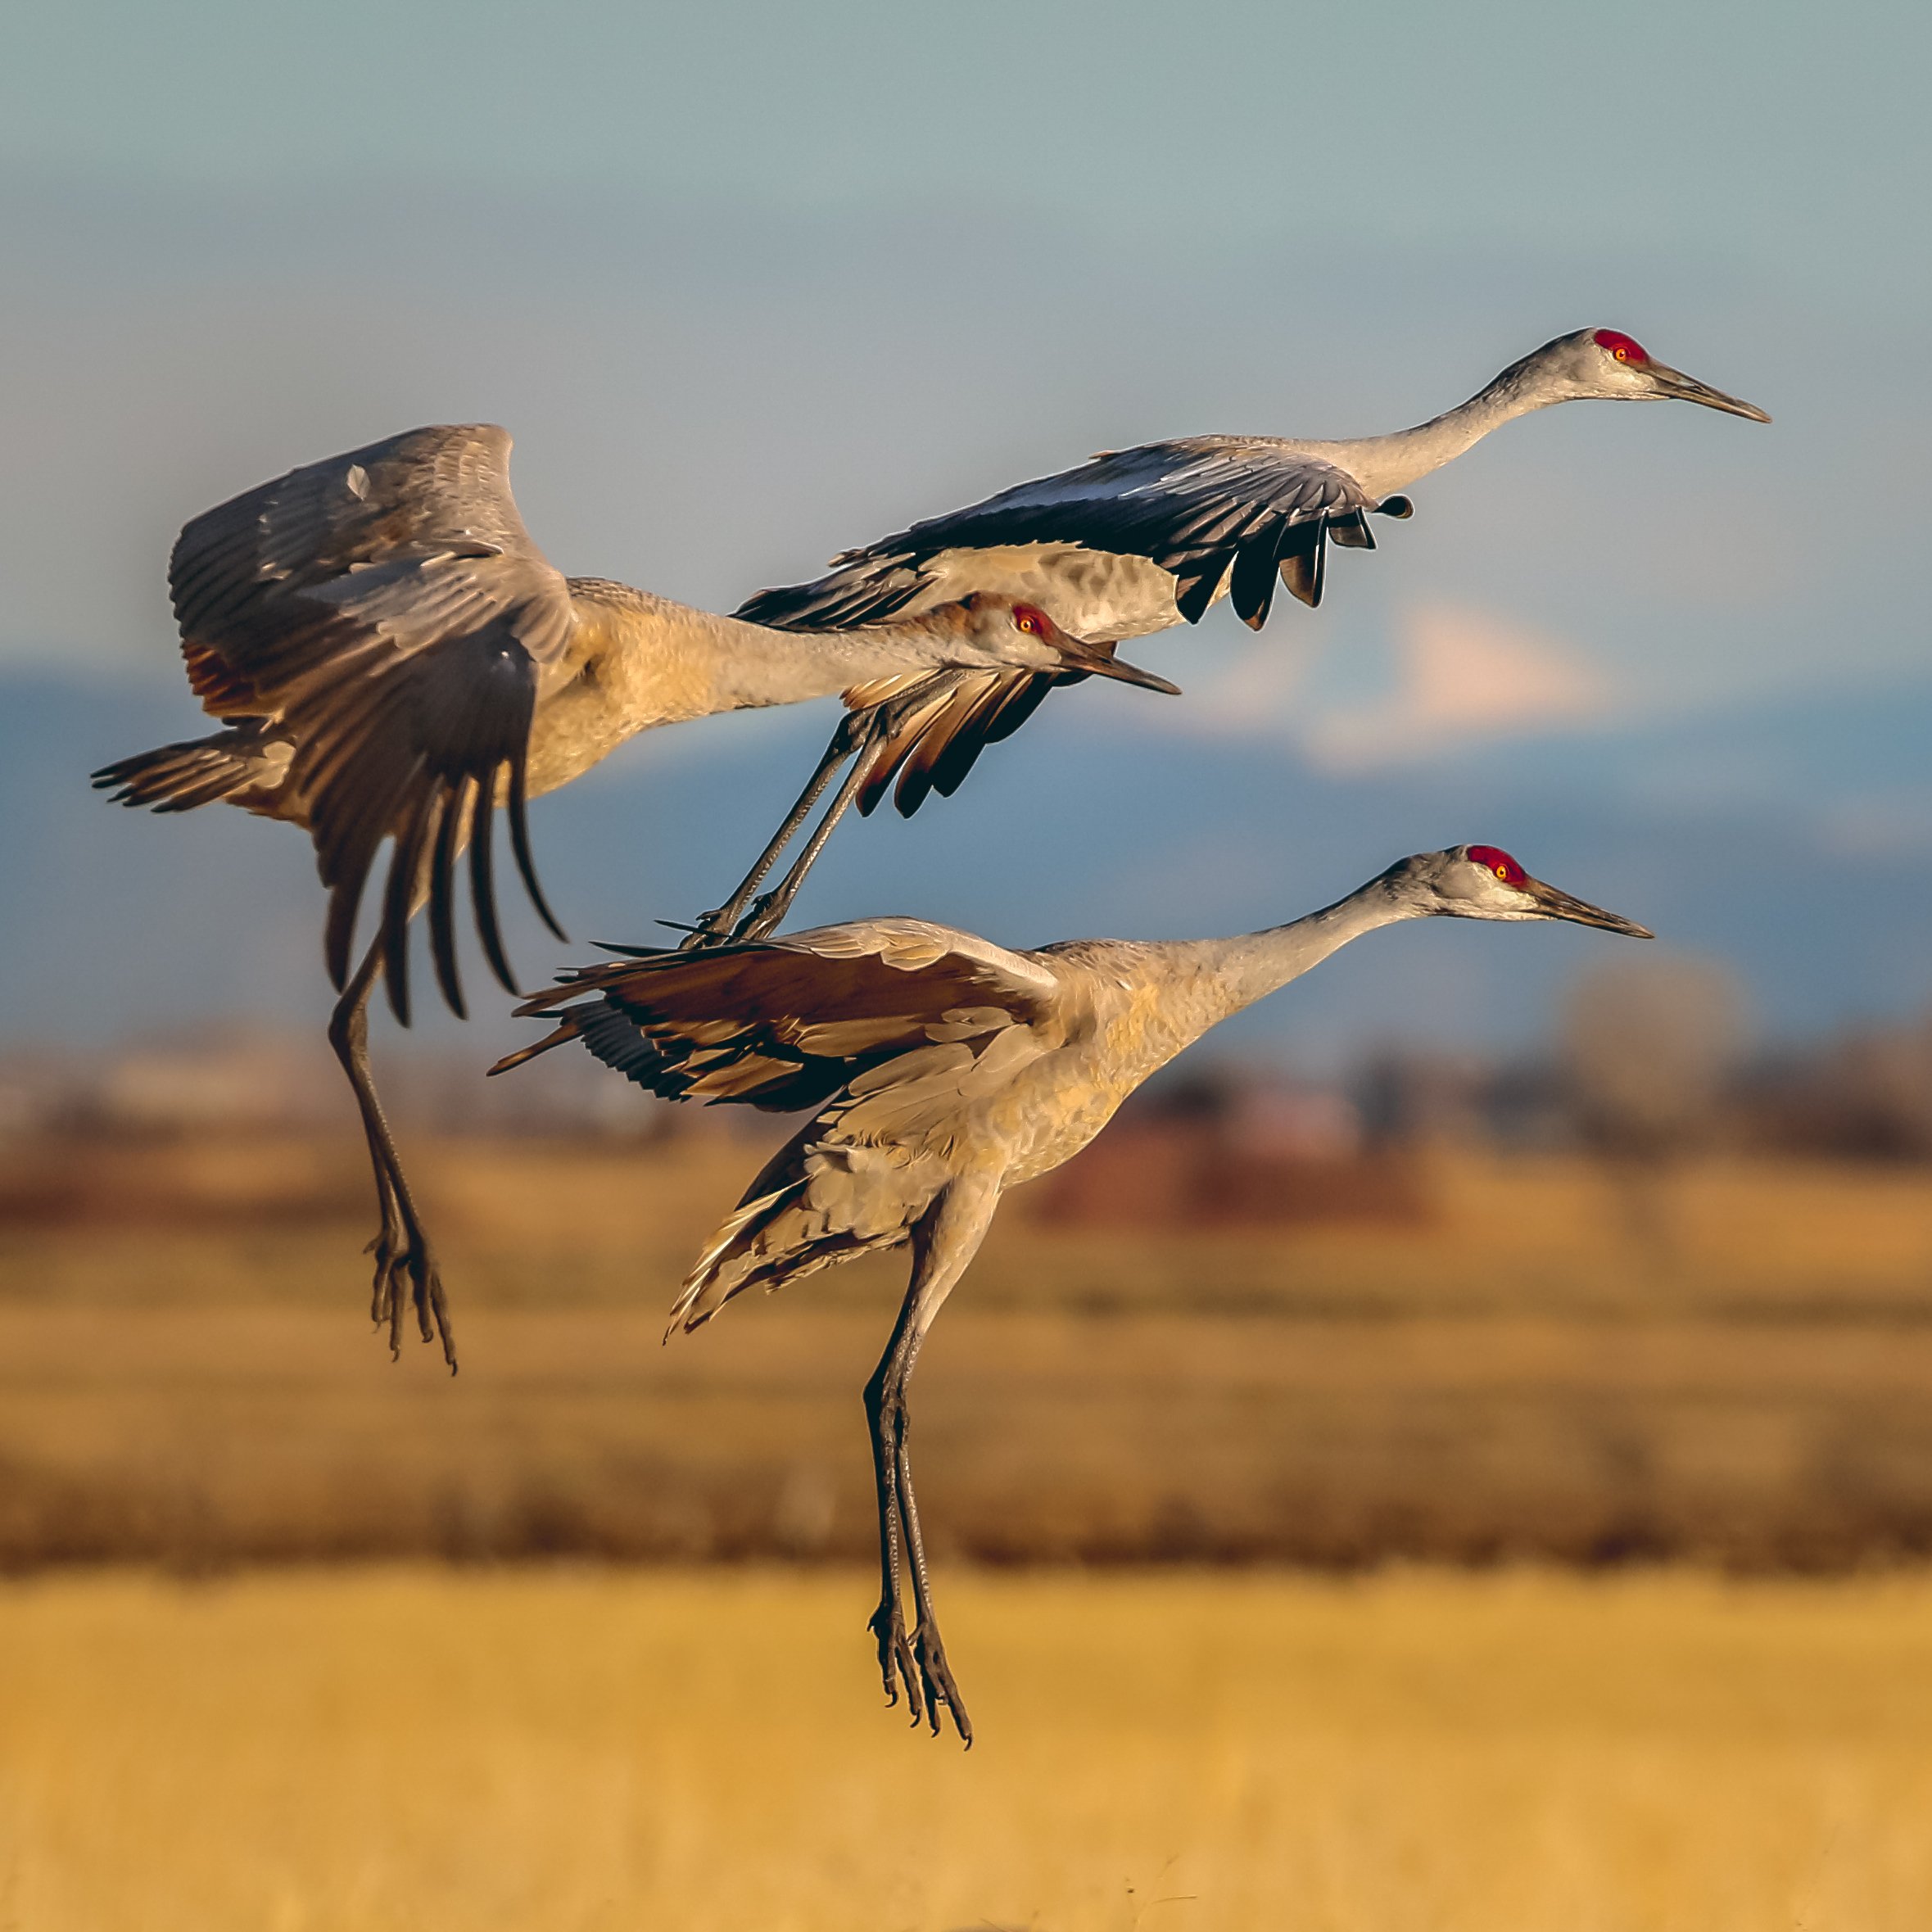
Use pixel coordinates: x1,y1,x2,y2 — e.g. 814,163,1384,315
93,425,1174,1364
499,844,1652,1740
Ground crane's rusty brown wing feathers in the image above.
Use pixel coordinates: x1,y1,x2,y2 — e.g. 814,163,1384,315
735,437,1385,635
496,918,1060,1111
167,425,577,1020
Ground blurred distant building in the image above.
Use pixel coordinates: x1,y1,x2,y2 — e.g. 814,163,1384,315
1032,1067,1428,1229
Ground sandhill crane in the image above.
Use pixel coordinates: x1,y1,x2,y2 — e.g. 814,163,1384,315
722,328,1767,862
92,424,1174,1366
496,844,1653,1740
743,328,1767,640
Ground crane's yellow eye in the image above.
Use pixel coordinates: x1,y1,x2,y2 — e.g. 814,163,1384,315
1613,346,1627,361
1011,602,1050,638
1495,865,1509,878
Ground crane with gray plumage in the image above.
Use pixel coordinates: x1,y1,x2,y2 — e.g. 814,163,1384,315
495,843,1653,1740
92,424,1174,1366
702,330,1764,935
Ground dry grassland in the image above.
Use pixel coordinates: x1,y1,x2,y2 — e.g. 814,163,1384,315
3,1135,1932,1566
2,1565,1930,1931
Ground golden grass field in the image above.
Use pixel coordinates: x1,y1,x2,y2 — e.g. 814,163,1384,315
3,1137,1932,1925
3,1564,1931,1931
2,1133,1932,1567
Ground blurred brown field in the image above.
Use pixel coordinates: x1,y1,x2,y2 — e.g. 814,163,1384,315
3,1564,1930,1931
2,1129,1931,1568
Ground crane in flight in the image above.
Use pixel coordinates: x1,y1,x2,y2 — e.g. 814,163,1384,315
93,424,1174,1366
711,330,1766,913
741,328,1767,641
497,844,1653,1741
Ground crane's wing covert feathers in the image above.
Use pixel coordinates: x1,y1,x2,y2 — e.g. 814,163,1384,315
838,663,1077,818
737,437,1397,635
496,918,1060,1113
167,423,577,1020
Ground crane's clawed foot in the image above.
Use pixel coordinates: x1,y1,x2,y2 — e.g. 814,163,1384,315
868,1598,927,1729
911,1618,973,1745
364,1214,458,1373
729,890,789,945
676,889,790,951
676,915,727,952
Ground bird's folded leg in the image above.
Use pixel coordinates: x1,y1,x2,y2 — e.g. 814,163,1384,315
727,711,898,944
681,708,873,950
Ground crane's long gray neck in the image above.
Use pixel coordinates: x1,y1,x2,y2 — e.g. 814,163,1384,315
702,611,966,711
1163,875,1423,1043
1301,351,1565,500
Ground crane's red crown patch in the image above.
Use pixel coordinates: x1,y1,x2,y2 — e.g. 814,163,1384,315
1468,845,1527,885
1593,328,1649,365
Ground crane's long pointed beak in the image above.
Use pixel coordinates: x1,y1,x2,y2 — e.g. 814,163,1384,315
1649,362,1771,423
1082,652,1182,696
1527,877,1654,939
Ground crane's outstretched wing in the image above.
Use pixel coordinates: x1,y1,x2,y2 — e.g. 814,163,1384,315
166,423,578,1020
737,437,1408,640
495,917,1061,1114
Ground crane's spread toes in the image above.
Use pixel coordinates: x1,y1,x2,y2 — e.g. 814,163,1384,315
365,1220,458,1373
911,1621,972,1746
868,1599,926,1727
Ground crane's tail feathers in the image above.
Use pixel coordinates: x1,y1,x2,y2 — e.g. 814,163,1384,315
90,726,286,812
669,1177,871,1335
668,1180,805,1333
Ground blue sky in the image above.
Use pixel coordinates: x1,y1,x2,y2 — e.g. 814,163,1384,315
2,0,1928,1056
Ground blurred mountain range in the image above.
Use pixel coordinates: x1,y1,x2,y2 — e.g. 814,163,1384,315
6,656,1929,1071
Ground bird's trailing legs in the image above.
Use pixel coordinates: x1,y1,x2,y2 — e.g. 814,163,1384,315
683,697,909,949
327,935,457,1370
863,1179,993,1744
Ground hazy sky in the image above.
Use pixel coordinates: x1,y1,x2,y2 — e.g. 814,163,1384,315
4,2,1930,1056
7,0,1926,288
4,0,1925,740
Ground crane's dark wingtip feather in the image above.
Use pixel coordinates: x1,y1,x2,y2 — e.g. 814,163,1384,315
324,876,365,994
488,1025,575,1075
507,752,567,946
381,795,437,1030
469,783,522,999
1228,541,1278,630
428,783,468,1020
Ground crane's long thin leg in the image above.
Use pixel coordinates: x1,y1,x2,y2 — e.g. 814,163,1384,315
891,1363,971,1739
728,717,891,944
326,935,457,1371
864,1299,924,1726
862,1178,997,1745
682,708,872,948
